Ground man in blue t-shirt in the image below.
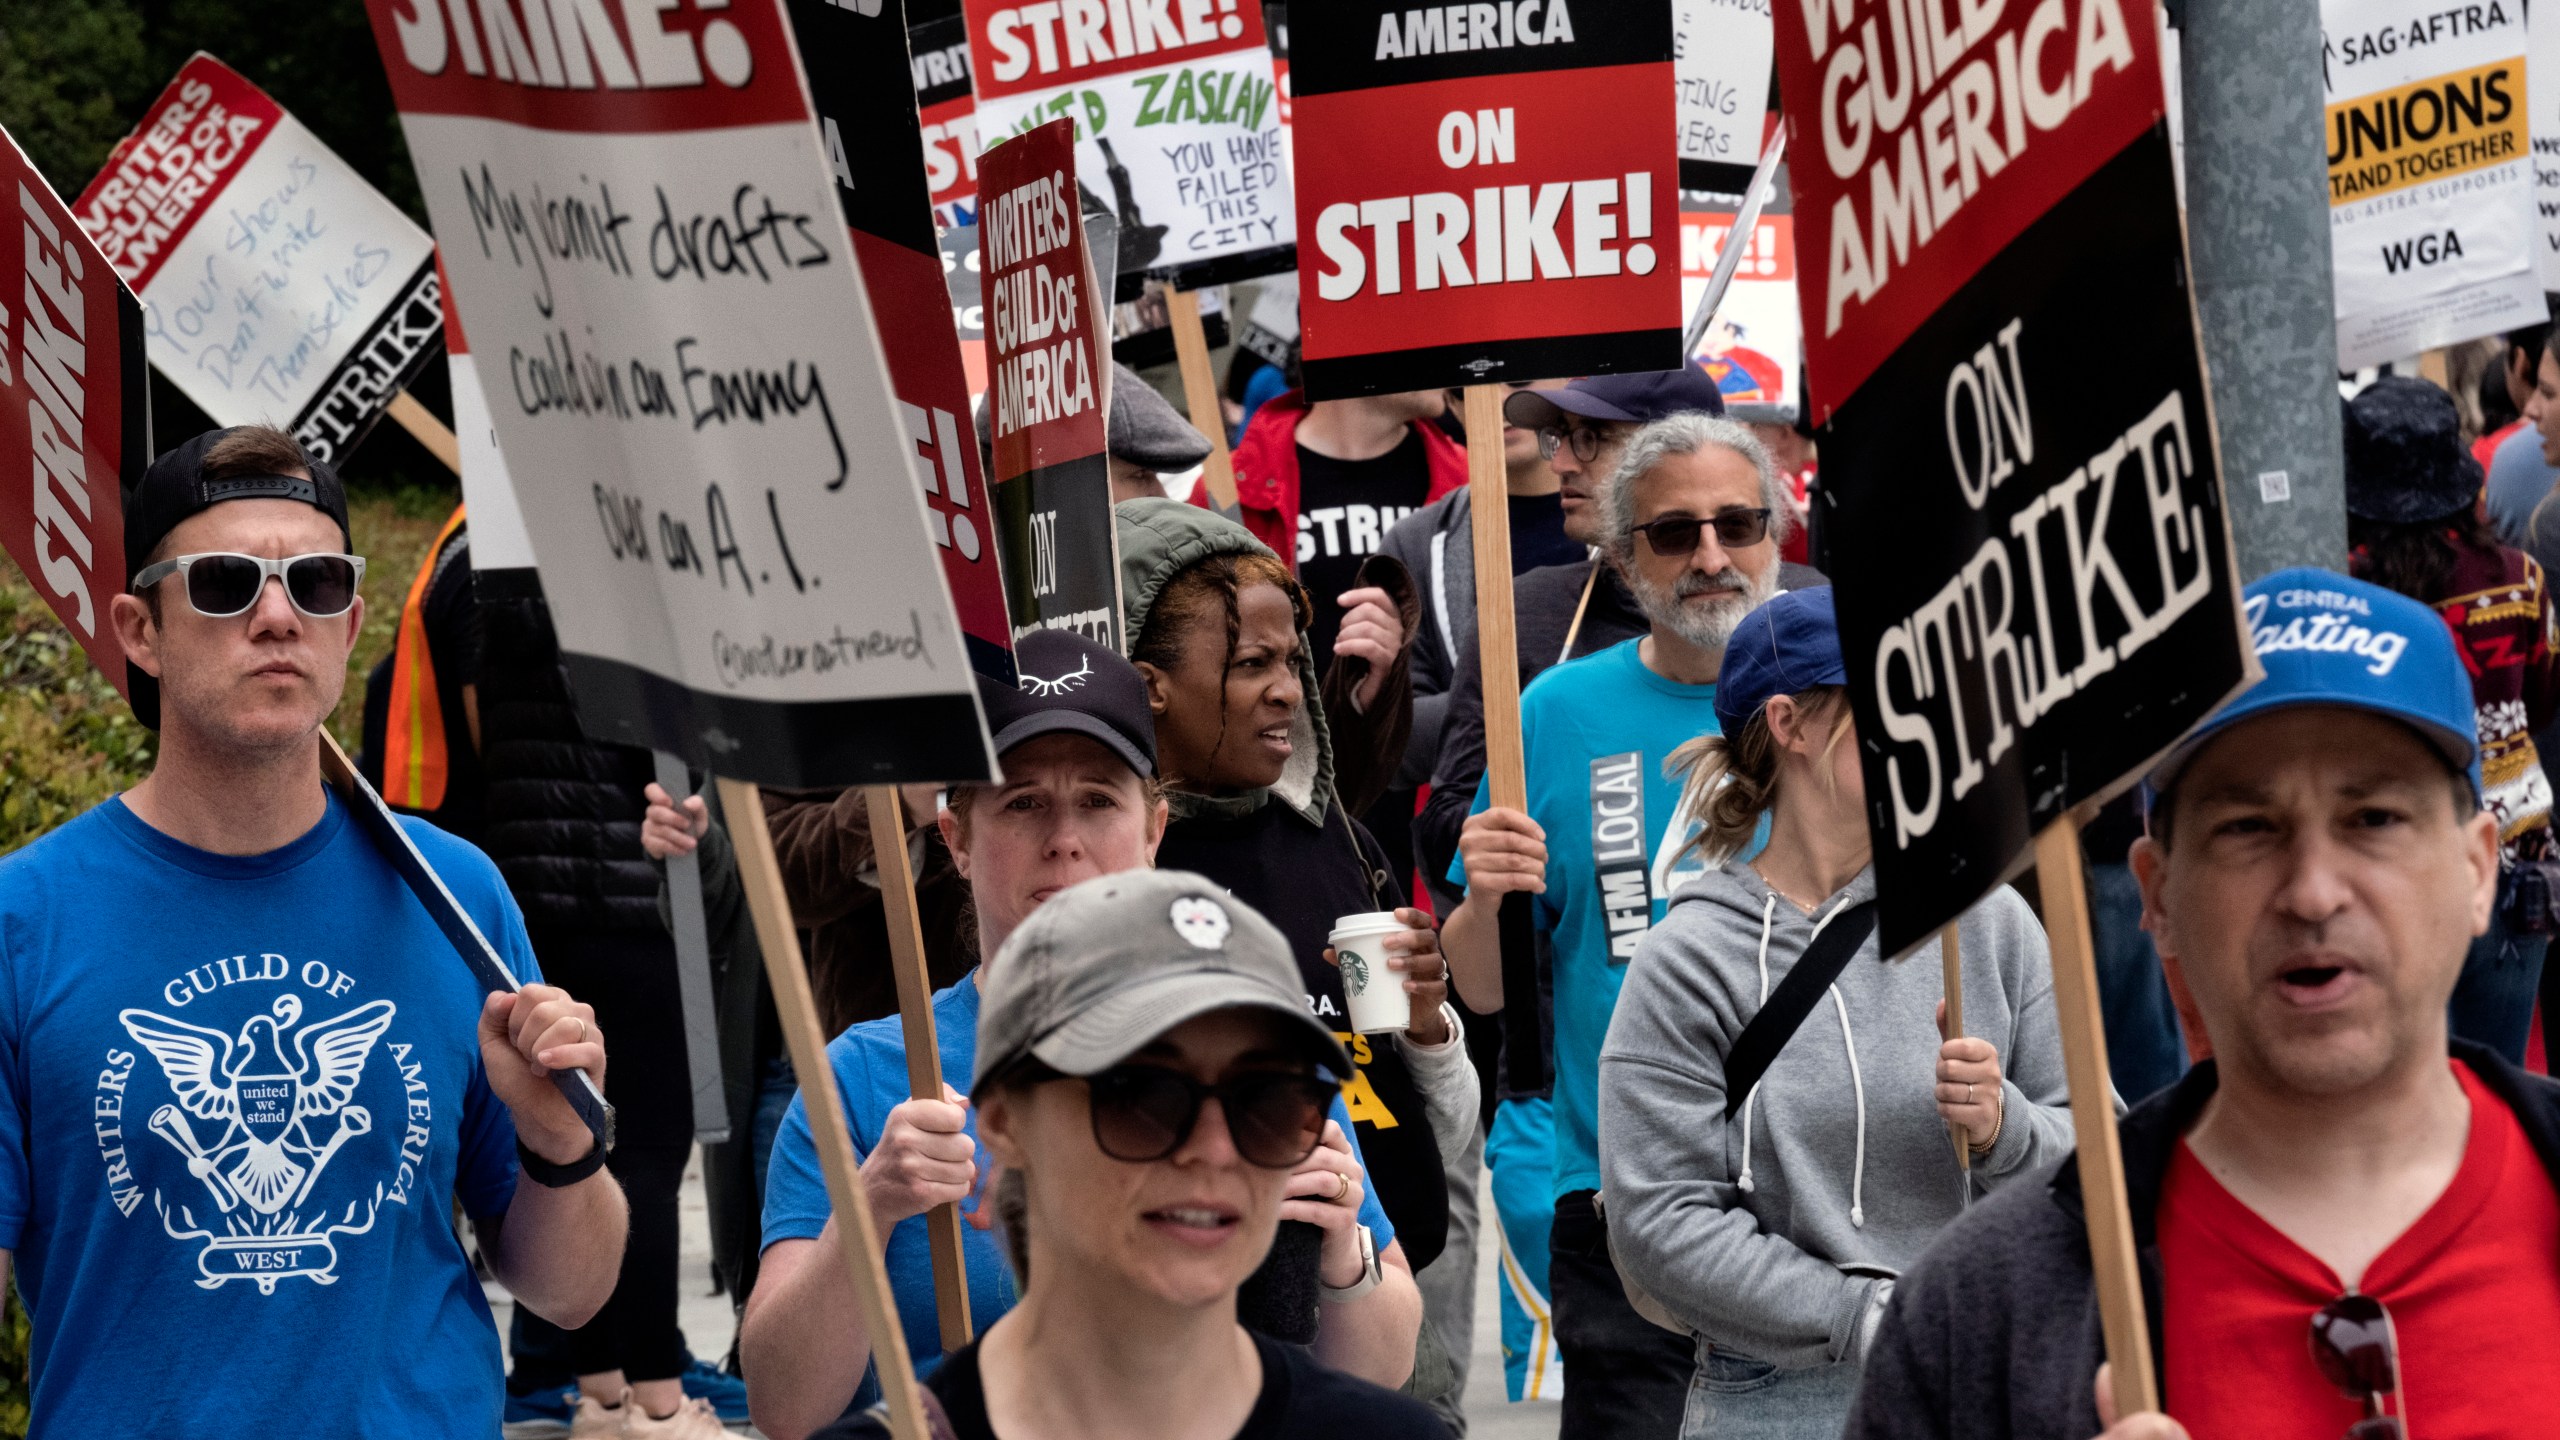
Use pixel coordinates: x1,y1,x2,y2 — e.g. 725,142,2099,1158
658,631,1429,1440
0,427,624,1438
1444,409,1794,1440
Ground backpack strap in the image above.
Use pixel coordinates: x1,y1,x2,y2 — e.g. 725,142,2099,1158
1721,898,1881,1118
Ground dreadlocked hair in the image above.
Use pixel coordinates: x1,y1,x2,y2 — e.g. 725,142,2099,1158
2348,508,2502,605
1667,685,1850,867
1130,552,1308,784
1132,551,1309,672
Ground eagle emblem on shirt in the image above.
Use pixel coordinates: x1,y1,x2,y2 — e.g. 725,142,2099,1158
121,995,394,1213
118,995,397,1293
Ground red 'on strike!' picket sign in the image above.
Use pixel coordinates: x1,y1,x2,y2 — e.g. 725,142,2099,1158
1287,0,1682,397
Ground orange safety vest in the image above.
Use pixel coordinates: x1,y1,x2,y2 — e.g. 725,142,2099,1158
382,504,468,812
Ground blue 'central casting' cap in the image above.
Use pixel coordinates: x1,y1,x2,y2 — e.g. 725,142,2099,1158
1714,587,1846,736
2146,566,2479,799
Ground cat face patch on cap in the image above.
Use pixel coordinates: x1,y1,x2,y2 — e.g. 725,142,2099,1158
1169,896,1231,950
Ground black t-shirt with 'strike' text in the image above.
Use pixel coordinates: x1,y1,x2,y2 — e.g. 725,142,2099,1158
813,1329,1449,1440
1295,429,1430,673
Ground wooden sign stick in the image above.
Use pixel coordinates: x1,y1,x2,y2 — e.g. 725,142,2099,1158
1167,287,1241,509
2033,815,2158,1420
1464,384,1525,812
1462,384,1542,1037
719,779,931,1440
864,784,974,1353
386,389,462,476
1941,921,1968,1171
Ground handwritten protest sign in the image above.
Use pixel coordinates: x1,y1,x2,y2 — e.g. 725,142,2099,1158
362,0,995,790
72,55,442,466
3,125,144,686
1683,175,1796,417
2322,0,2545,367
1290,0,1680,396
914,0,987,221
980,120,1120,648
2534,0,2560,287
789,0,1017,683
1779,0,2250,957
433,257,539,590
1675,0,1773,192
963,0,1293,287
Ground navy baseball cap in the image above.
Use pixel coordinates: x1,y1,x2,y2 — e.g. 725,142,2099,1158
979,628,1157,779
1503,368,1727,430
1713,587,1845,737
2145,567,2479,801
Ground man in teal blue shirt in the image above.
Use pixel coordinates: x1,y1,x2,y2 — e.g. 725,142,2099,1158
1444,408,1800,1440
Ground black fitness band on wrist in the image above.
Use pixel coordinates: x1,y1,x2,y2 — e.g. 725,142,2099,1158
516,1136,608,1188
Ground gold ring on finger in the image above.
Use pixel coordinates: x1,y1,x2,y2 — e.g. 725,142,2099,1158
1332,1172,1352,1204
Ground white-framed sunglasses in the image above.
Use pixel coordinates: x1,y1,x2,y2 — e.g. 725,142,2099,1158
131,552,367,618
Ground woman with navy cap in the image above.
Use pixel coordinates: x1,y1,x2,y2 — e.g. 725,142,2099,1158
1594,587,2074,1440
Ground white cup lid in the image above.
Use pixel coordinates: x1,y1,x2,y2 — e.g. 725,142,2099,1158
1329,911,1403,934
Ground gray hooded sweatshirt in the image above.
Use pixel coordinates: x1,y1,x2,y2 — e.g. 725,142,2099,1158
1598,863,2076,1368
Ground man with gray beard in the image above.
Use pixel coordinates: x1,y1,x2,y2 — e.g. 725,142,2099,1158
1440,411,1800,1439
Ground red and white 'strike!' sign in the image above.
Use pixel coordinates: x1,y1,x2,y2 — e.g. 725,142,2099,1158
3,126,143,685
361,0,995,789
73,55,443,466
1287,0,1682,395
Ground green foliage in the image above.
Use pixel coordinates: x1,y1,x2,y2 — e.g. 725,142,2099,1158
0,0,424,223
0,0,150,186
0,556,157,855
0,1284,23,1438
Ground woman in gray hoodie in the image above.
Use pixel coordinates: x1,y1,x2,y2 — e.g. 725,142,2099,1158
1598,587,2075,1439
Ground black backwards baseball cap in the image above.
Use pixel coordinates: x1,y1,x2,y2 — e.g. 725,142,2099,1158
1501,367,1728,431
122,428,352,730
978,628,1157,778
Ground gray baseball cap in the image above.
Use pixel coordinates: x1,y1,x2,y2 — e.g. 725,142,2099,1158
972,870,1352,1090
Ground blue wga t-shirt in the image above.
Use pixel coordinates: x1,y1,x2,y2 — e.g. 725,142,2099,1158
764,973,1398,1387
0,792,536,1438
1454,638,1747,1203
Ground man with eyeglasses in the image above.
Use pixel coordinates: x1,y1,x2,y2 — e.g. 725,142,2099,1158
0,426,625,1436
1439,411,1799,1439
1846,568,2560,1440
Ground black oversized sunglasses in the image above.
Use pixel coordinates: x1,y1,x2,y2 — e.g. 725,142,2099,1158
1630,508,1773,556
132,552,365,619
2310,1293,2405,1439
1068,1065,1339,1169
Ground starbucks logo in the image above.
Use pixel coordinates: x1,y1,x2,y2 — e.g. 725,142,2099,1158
1339,947,1372,996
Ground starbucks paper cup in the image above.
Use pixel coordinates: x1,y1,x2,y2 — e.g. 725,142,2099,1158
1330,911,1412,1035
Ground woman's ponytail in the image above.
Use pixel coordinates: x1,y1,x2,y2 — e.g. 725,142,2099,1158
1669,686,1848,867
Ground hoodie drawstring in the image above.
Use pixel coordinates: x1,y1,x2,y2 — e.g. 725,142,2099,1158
1737,892,1861,1214
1738,893,1776,1195
1829,985,1868,1228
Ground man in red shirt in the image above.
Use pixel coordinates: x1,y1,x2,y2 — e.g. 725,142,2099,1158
1843,566,2560,1440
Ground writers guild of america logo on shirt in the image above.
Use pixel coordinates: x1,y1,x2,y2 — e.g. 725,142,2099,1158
96,952,431,1295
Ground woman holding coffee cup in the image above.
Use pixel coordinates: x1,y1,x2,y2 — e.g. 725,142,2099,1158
813,873,1450,1440
1117,499,1480,1299
1597,588,2074,1439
